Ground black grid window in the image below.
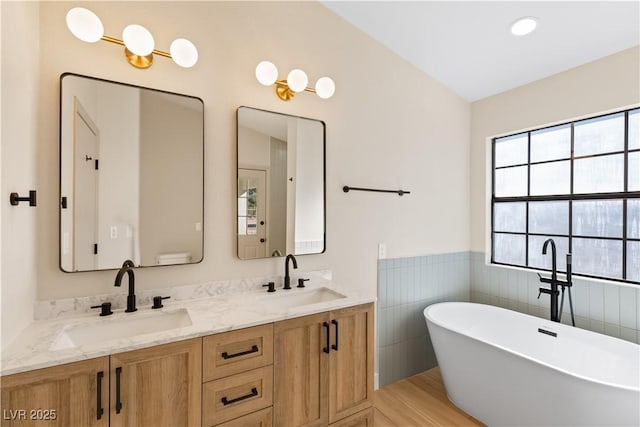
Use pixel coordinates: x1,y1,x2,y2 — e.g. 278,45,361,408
491,107,640,284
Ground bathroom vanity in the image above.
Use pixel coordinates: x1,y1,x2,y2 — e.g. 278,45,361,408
1,71,375,426
0,281,374,427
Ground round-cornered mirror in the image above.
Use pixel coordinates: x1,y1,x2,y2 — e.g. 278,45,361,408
60,73,204,272
237,106,326,259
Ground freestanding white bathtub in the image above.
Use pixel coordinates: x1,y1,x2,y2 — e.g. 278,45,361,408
424,302,640,427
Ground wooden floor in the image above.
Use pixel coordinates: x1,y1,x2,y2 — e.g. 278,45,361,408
373,367,485,427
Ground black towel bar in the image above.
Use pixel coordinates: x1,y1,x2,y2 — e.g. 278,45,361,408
343,186,409,196
9,190,37,206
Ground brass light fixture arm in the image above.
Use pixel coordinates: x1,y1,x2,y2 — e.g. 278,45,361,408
274,79,317,101
100,35,171,69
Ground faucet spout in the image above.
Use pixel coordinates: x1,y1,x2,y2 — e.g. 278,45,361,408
542,238,557,282
115,260,137,312
284,254,298,290
540,239,559,322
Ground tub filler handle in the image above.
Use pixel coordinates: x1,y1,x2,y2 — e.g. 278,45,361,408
537,286,558,300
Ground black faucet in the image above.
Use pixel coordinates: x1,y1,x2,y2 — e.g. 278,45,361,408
283,254,298,290
538,239,575,325
115,260,137,312
539,239,560,322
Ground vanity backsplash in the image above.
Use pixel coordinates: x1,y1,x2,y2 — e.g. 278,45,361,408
35,270,332,321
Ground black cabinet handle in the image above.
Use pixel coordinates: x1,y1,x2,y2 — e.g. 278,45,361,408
221,387,258,406
96,371,104,420
323,322,330,354
331,319,339,351
222,345,259,360
115,367,123,414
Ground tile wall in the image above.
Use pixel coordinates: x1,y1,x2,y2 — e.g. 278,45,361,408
377,252,470,387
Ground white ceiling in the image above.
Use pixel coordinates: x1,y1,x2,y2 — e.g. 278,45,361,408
322,1,640,102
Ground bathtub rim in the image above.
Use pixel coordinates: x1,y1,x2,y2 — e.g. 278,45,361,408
424,301,640,393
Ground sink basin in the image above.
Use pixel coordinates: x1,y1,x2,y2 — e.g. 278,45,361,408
257,287,346,310
50,308,192,350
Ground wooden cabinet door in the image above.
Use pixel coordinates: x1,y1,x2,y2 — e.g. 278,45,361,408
109,338,202,427
329,304,374,424
273,312,330,427
0,357,109,427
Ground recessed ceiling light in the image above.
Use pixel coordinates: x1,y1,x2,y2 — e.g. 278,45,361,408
511,17,537,36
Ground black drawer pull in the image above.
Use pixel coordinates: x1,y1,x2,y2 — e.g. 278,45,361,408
115,367,123,414
96,371,104,420
221,387,258,406
222,344,259,360
331,319,339,351
323,322,330,354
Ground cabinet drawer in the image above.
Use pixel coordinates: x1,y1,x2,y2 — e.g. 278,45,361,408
203,366,273,426
203,324,273,381
329,407,374,427
216,407,273,427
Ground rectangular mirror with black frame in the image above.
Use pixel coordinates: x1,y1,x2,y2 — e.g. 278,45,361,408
60,73,204,272
237,107,325,259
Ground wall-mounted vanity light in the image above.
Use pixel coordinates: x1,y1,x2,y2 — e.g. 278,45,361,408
66,7,198,69
255,61,335,101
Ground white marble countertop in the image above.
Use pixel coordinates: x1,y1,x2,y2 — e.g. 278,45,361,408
1,277,375,376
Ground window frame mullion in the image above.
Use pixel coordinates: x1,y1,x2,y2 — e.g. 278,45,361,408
491,107,639,285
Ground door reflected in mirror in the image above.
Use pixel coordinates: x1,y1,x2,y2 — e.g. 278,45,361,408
60,74,204,272
237,107,325,259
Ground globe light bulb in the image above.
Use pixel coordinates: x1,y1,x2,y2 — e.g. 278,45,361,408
287,69,308,93
66,7,104,43
170,38,198,68
255,61,278,86
315,77,335,99
122,24,155,56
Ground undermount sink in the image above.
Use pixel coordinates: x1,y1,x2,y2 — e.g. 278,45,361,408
257,286,346,310
50,308,192,351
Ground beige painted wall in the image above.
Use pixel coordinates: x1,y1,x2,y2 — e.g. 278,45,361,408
3,2,469,311
470,46,640,254
1,1,39,347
